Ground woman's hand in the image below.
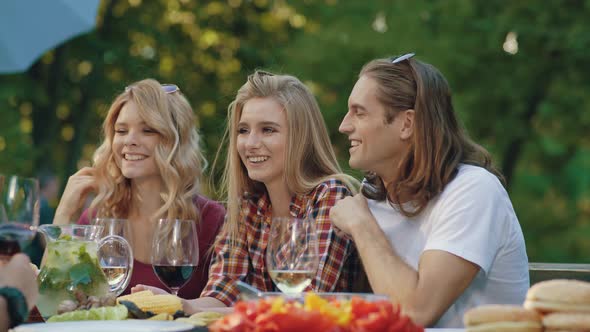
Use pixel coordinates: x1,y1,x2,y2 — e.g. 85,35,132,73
131,284,170,295
53,167,97,224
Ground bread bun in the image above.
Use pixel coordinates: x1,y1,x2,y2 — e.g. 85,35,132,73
524,279,590,314
464,305,542,332
543,312,590,331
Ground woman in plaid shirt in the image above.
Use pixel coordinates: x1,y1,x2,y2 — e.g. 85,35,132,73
135,71,362,311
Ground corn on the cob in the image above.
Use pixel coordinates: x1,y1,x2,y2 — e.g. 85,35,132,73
189,311,224,324
116,290,154,304
129,294,182,315
175,317,206,326
148,312,174,321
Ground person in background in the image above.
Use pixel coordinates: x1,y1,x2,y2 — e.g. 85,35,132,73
135,71,361,313
331,53,529,328
0,254,38,331
52,79,225,299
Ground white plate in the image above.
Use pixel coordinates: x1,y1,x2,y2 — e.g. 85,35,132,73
12,320,195,332
425,329,465,332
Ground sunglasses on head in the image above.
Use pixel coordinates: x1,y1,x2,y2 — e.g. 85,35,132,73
390,53,415,64
125,84,180,94
249,70,275,79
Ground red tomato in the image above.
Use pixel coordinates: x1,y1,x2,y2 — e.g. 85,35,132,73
209,312,257,332
255,308,341,332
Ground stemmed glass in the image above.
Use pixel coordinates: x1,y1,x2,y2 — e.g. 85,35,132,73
0,174,40,262
151,219,199,296
266,217,319,294
94,218,134,295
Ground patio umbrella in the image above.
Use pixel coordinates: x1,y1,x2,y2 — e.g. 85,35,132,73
0,0,100,74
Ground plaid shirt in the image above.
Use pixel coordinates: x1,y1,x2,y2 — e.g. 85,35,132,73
201,178,360,306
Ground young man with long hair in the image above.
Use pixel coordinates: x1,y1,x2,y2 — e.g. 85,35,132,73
331,54,529,328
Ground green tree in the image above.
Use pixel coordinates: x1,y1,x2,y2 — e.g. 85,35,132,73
0,0,308,197
280,0,590,262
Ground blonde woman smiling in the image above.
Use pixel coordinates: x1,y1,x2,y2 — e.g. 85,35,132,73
135,71,361,313
54,79,225,299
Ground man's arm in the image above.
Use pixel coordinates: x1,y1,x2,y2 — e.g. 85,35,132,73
348,208,478,326
331,195,479,326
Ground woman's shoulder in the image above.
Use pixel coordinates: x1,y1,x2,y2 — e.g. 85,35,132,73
309,177,353,199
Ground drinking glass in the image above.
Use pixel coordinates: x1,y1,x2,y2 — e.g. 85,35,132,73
151,219,199,296
266,217,319,294
0,174,40,261
94,218,134,295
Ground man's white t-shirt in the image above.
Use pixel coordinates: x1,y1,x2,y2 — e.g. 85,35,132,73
367,164,529,328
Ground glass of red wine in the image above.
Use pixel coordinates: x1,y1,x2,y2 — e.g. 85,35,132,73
0,174,39,262
151,219,199,296
0,174,40,262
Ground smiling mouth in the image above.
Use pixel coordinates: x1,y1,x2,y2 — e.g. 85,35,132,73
350,140,361,148
124,154,147,161
247,156,269,163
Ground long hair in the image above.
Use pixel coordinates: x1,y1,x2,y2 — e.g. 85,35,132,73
360,57,504,217
90,79,206,222
214,70,358,241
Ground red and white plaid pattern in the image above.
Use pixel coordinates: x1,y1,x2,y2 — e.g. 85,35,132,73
201,179,360,306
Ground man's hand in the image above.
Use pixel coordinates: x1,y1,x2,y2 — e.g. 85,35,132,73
330,194,374,236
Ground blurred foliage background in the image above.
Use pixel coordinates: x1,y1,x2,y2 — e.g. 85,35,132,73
1,0,589,263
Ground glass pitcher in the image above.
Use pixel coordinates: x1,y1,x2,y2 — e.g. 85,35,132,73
36,224,133,319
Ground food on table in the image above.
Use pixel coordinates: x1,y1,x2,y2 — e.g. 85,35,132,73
116,290,154,304
56,290,116,314
463,305,542,332
116,291,224,325
462,279,590,332
147,312,175,321
524,279,590,314
174,312,226,326
209,293,423,332
116,290,183,316
523,279,590,331
36,235,110,319
46,304,128,322
542,312,590,331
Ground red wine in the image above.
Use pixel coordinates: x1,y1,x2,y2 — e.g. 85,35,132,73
153,265,196,289
0,239,20,257
0,224,35,259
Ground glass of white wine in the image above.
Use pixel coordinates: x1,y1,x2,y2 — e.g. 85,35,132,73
266,217,319,294
94,218,134,295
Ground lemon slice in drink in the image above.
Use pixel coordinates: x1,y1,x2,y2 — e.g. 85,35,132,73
47,304,128,322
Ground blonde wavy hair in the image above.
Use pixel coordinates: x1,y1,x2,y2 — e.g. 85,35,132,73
214,70,359,241
90,78,206,223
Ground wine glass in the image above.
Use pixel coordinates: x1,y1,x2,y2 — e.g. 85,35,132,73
151,219,199,296
266,217,319,294
0,174,40,262
94,218,134,295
